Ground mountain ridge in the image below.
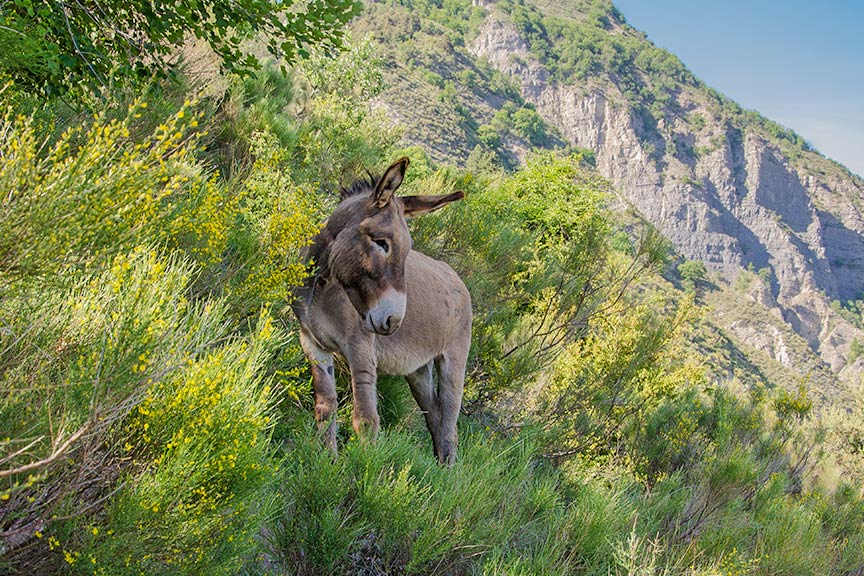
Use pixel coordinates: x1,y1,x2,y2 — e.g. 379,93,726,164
470,0,864,385
358,0,864,390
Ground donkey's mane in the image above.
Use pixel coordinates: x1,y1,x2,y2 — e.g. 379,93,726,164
339,171,380,201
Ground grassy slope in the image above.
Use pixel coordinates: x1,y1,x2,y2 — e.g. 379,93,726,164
353,0,569,169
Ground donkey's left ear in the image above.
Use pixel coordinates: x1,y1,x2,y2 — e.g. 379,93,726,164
400,191,465,218
374,157,410,208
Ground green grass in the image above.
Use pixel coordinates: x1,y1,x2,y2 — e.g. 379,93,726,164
270,423,615,575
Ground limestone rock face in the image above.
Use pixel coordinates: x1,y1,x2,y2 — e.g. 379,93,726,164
470,15,864,385
728,320,792,368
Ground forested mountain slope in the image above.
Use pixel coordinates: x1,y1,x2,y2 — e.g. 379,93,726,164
359,0,864,391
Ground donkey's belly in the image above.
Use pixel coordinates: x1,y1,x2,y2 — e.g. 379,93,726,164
375,344,435,376
374,321,455,375
374,310,449,374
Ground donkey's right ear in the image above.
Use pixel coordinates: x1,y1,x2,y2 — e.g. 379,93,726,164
373,157,410,208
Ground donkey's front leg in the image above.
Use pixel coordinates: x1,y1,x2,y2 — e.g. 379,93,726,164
347,342,380,441
300,328,338,453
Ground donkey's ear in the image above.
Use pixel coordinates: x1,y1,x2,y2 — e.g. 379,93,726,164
373,157,410,208
400,191,465,218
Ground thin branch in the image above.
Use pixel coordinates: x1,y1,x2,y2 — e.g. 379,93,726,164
0,422,90,479
0,436,45,467
56,0,104,86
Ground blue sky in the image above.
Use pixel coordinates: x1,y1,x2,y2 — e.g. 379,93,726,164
612,0,864,177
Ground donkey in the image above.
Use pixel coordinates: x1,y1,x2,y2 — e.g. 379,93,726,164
292,157,472,465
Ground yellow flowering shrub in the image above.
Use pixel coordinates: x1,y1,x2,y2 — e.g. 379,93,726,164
79,310,282,575
0,100,312,573
230,130,322,308
1,244,284,573
0,100,235,289
0,248,209,483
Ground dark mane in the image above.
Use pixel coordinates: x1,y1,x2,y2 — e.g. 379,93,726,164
339,171,379,201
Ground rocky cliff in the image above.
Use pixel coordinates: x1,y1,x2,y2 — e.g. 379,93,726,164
469,8,864,387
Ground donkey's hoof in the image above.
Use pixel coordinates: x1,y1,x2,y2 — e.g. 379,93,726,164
352,415,381,442
318,419,339,454
437,444,457,467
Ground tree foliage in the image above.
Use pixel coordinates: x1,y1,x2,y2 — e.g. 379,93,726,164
0,0,361,98
512,106,548,146
678,259,707,291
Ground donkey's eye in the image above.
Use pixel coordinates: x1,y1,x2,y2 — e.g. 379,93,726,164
373,238,390,254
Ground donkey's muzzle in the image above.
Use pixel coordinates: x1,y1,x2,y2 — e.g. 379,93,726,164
367,314,401,335
365,288,406,335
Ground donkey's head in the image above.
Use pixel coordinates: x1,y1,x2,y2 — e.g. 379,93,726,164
313,157,464,335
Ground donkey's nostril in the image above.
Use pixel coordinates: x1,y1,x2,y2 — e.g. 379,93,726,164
384,315,392,330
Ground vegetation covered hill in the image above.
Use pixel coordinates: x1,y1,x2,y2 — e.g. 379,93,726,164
1,1,864,575
356,0,864,399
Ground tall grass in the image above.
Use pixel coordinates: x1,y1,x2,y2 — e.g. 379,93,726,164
270,426,588,575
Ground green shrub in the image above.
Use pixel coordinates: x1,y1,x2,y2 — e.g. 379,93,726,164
512,106,549,145
293,92,399,193
477,123,503,149
214,62,301,165
538,301,702,474
678,259,707,292
850,339,863,364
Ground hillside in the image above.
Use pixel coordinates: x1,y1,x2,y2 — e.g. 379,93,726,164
3,2,864,574
357,0,864,395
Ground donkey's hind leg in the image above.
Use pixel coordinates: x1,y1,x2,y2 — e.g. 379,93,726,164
406,361,442,458
434,347,467,466
300,328,338,453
